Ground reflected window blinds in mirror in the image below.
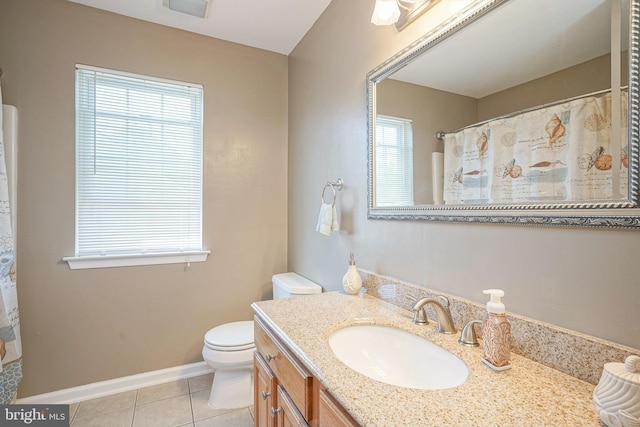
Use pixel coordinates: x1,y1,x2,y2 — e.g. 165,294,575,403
367,0,640,228
375,115,414,206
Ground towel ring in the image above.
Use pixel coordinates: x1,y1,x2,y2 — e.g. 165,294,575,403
321,178,343,206
321,183,337,206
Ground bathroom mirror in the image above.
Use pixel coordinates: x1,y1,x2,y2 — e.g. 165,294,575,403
367,0,640,228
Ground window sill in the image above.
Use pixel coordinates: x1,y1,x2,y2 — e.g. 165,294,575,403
63,251,210,270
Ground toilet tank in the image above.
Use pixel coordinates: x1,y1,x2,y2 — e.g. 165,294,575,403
272,272,322,299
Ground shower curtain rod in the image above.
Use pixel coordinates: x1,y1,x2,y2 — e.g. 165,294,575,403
435,86,628,141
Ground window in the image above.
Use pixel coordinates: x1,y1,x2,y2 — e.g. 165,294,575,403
375,115,414,206
64,65,208,269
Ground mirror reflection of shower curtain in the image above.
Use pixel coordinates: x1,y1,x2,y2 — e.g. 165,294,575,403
0,84,22,403
443,90,628,205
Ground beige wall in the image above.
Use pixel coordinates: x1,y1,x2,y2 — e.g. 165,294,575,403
0,0,288,397
288,0,640,351
478,53,622,121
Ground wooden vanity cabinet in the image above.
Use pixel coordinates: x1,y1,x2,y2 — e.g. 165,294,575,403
317,388,359,427
254,315,359,427
254,316,313,427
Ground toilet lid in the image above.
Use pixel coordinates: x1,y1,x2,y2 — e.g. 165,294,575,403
204,320,255,351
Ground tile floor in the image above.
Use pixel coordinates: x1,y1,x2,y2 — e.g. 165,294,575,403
68,373,254,427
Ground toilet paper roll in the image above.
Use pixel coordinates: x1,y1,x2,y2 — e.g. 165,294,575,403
432,152,444,205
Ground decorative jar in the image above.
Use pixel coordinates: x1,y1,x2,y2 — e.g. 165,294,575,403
593,355,640,427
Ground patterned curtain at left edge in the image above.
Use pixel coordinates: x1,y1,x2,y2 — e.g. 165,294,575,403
0,82,23,403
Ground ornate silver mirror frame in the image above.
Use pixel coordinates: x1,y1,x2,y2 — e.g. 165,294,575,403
367,0,640,228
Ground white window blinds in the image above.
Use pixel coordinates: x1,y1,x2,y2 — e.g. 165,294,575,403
375,115,414,206
74,65,204,258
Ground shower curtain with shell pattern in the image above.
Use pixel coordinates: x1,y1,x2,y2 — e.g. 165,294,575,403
0,84,22,403
443,90,628,204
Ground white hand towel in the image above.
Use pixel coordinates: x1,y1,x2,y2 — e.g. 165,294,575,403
331,204,339,232
316,203,339,236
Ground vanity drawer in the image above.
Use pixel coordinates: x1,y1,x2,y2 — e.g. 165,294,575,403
254,316,313,420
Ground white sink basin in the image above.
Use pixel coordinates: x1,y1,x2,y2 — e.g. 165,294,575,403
328,325,468,390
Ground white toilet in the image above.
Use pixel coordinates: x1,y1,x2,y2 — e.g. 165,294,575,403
202,272,322,409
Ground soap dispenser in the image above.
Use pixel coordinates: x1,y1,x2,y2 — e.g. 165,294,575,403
342,252,362,295
481,289,512,371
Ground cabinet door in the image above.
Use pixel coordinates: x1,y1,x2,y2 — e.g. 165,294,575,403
255,317,313,420
276,385,309,427
318,389,359,427
255,352,277,427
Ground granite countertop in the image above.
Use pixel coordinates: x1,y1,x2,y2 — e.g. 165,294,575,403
251,291,601,427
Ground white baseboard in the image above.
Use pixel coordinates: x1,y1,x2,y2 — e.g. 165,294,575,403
17,361,214,405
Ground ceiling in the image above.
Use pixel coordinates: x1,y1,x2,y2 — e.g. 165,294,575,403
67,0,334,55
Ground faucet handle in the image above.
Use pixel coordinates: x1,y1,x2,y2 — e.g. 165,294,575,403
436,295,450,307
406,295,429,325
459,319,482,347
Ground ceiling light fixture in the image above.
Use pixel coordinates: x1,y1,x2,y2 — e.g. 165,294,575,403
371,0,440,30
162,0,210,18
371,0,402,26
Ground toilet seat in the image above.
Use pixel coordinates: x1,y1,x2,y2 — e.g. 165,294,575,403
204,320,255,351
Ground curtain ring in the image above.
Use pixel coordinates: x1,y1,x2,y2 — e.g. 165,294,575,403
321,183,336,206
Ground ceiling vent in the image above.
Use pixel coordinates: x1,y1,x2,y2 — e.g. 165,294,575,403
162,0,210,18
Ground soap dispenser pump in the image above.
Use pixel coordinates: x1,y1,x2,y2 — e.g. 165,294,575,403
342,252,362,295
481,289,512,371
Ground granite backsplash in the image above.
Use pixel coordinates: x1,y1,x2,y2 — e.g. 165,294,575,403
359,269,639,385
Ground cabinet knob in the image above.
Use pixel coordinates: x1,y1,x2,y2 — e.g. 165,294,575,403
261,390,271,400
270,407,281,417
265,353,276,362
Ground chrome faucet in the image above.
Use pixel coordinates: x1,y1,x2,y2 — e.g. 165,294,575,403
411,295,457,334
